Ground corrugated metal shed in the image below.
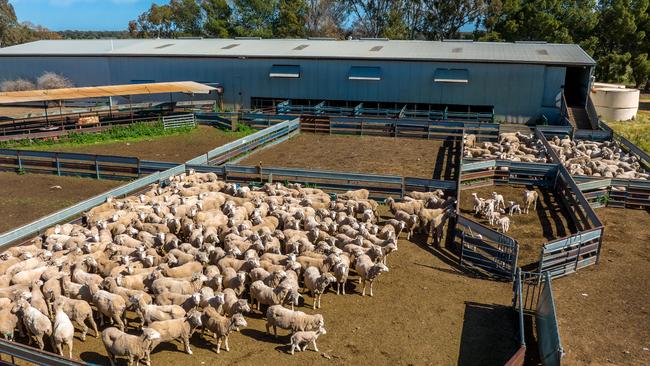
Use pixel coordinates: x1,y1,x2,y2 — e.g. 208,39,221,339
0,39,595,66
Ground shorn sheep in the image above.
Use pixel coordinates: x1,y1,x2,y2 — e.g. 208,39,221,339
0,173,415,362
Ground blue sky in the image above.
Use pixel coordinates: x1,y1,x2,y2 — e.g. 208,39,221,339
11,0,161,31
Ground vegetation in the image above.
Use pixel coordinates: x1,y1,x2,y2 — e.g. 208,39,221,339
0,122,196,149
2,0,650,87
607,111,650,153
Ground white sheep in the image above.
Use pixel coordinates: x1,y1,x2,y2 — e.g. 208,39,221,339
496,216,511,233
51,301,75,358
507,201,522,215
146,310,203,356
289,326,327,355
249,280,290,311
302,266,336,309
354,254,389,297
265,305,324,338
11,299,52,350
201,307,248,353
101,327,160,366
491,192,505,209
523,189,539,214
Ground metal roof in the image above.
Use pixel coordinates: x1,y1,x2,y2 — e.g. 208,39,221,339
0,81,215,104
0,39,595,66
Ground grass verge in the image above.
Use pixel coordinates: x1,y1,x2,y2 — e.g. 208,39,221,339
607,111,650,153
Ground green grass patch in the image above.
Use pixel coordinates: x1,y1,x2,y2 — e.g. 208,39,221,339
0,122,196,150
607,111,650,153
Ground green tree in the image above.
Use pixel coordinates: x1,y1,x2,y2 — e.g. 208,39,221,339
202,0,232,38
274,0,308,38
170,0,202,36
232,0,278,38
305,0,349,38
421,0,485,40
631,53,650,88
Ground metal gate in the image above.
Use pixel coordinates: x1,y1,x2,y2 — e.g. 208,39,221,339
456,215,519,280
163,114,195,129
300,115,330,133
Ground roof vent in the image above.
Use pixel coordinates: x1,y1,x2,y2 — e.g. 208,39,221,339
452,47,463,53
516,40,548,44
222,43,240,49
537,49,549,55
293,44,309,50
308,37,337,41
442,39,473,42
155,44,175,49
235,37,261,40
178,37,203,40
370,45,383,52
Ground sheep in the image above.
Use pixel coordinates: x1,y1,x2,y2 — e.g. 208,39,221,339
302,267,336,309
249,280,290,311
491,192,505,210
289,326,327,355
523,189,539,214
87,283,127,331
222,288,251,317
265,305,324,338
151,272,207,295
507,201,522,215
11,299,52,350
471,193,484,215
497,216,511,233
102,327,160,366
130,294,186,326
394,210,418,240
157,292,202,312
146,310,203,356
332,254,351,295
158,261,203,279
51,301,75,358
52,295,98,341
0,304,20,341
201,307,247,353
384,197,422,215
354,254,389,297
487,211,501,226
338,189,369,201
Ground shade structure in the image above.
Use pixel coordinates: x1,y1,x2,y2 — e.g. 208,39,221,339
0,81,216,104
348,66,382,81
269,65,300,78
434,69,469,83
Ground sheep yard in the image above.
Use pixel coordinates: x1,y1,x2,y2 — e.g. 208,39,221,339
0,172,122,233
239,134,459,180
458,185,578,268
11,126,243,164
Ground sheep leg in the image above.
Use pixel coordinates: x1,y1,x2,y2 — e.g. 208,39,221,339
291,343,296,355
36,335,44,350
369,281,374,297
183,336,193,355
216,338,222,353
312,339,319,352
225,336,230,352
87,316,98,338
336,283,340,295
68,339,73,359
361,280,366,296
113,314,125,332
342,281,346,295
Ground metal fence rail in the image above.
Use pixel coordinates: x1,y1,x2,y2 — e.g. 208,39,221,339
0,339,86,366
0,149,140,180
536,272,564,366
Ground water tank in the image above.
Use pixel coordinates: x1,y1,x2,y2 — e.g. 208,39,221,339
590,83,639,121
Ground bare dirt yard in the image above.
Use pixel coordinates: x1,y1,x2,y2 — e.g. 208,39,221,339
459,184,579,268
240,134,459,179
552,207,650,366
0,172,122,233
19,126,241,163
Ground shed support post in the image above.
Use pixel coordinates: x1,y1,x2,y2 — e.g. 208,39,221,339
55,154,61,176
137,159,141,177
17,151,22,172
95,157,100,179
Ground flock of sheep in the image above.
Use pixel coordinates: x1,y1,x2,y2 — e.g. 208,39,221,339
0,171,454,366
469,189,539,233
464,131,648,180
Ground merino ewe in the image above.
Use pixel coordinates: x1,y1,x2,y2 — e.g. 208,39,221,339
201,307,248,353
11,299,52,350
222,288,251,317
249,280,290,311
52,295,98,341
302,267,336,309
130,294,186,326
51,301,75,358
354,255,389,297
101,327,160,366
290,326,327,355
88,284,127,331
265,305,324,338
523,190,539,214
146,310,203,356
332,255,351,295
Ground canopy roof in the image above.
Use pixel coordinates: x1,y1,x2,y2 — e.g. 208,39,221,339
0,81,216,104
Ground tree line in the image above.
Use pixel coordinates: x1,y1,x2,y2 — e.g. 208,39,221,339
0,0,649,88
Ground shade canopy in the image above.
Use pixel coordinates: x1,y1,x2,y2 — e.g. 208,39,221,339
0,81,216,104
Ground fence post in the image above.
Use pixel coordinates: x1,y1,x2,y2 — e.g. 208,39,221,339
55,154,61,176
95,156,100,179
459,230,465,265
17,151,22,173
400,176,405,199
137,158,141,177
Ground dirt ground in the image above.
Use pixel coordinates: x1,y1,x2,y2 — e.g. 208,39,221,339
459,184,578,268
552,207,650,366
240,134,459,179
18,126,240,163
0,172,122,233
9,217,519,366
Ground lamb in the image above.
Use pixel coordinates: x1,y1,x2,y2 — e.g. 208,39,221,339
146,310,203,356
487,211,501,226
523,189,538,214
289,326,327,355
130,294,186,326
52,295,98,341
497,216,511,233
471,193,484,215
302,266,336,309
507,201,522,215
51,301,75,358
249,280,290,311
354,254,389,297
101,327,160,366
265,305,324,338
11,299,52,350
201,307,248,353
491,192,505,209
